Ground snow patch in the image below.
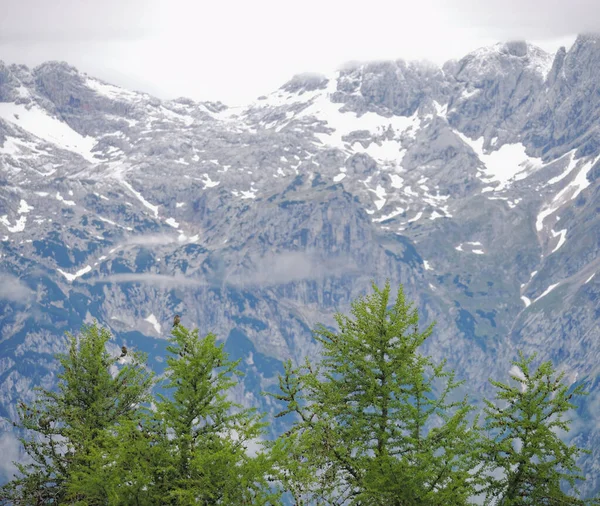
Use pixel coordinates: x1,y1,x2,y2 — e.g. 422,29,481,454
389,174,404,189
176,202,185,208
433,101,447,118
551,156,598,206
56,192,76,206
0,136,42,157
550,229,567,254
536,207,555,232
370,185,387,210
547,151,578,185
18,200,33,214
373,207,405,222
299,75,420,152
353,140,406,164
404,186,418,197
0,215,26,233
202,174,220,189
585,273,596,284
408,211,423,223
423,260,433,271
144,314,162,334
521,295,531,307
98,216,117,226
240,187,257,199
58,265,92,282
165,218,179,229
535,283,560,302
461,88,480,100
455,131,543,190
537,156,599,232
121,180,159,217
0,102,97,162
86,78,140,101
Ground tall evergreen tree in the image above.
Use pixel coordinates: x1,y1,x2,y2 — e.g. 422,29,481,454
271,282,482,505
481,352,589,505
0,323,153,505
147,324,277,505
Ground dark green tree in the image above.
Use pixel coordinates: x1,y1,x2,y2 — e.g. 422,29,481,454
271,282,482,505
0,323,154,505
481,352,589,505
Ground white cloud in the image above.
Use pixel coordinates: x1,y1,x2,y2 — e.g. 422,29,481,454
92,273,206,287
446,0,600,40
226,251,359,287
0,0,591,104
0,430,21,482
0,274,33,302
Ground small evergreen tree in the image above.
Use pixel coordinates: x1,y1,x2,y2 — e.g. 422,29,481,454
271,282,482,505
147,324,277,505
0,323,154,505
481,352,588,505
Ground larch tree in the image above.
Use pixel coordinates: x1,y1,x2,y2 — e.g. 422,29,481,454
147,324,278,505
481,352,589,506
271,282,482,505
0,323,154,505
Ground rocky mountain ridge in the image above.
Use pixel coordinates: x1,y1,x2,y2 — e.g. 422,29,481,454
0,35,599,494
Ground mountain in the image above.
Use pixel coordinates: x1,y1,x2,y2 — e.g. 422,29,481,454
1,35,599,495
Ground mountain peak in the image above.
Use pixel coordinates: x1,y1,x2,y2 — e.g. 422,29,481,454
280,73,329,94
465,40,550,61
573,32,600,45
33,60,79,76
501,40,529,57
568,33,600,60
456,40,553,80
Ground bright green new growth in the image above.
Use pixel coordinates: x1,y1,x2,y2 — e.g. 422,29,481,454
148,324,277,505
0,323,154,505
1,285,595,505
481,352,589,505
271,282,482,505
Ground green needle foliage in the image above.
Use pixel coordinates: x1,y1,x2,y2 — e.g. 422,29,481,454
147,324,277,505
0,323,154,505
270,282,482,505
481,352,589,505
1,287,594,505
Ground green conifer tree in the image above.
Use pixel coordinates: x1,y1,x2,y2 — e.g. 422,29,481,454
481,352,589,505
147,324,277,505
271,282,481,505
0,323,153,505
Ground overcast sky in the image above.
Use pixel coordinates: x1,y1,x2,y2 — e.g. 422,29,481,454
0,0,598,105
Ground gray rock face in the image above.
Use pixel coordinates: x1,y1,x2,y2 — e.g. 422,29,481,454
0,35,599,495
334,59,448,117
446,41,551,143
525,34,600,159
